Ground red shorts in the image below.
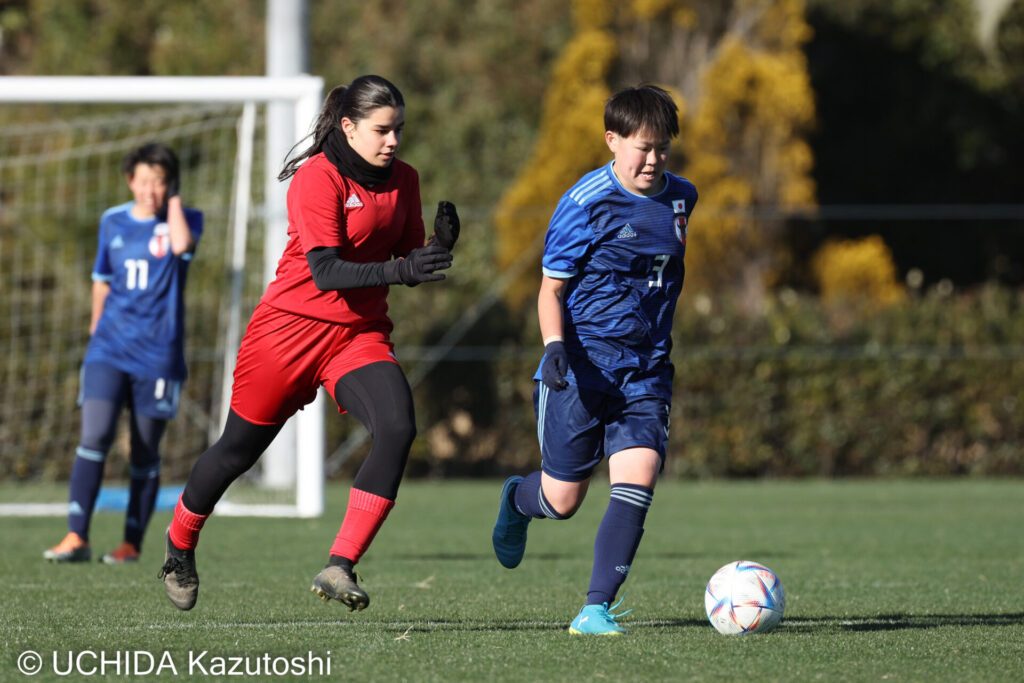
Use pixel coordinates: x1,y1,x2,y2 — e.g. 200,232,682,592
230,302,398,425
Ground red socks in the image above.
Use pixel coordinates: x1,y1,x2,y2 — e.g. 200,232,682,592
168,496,208,550
329,488,395,563
169,489,393,561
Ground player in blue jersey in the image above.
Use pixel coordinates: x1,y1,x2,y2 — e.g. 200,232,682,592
44,142,203,565
492,84,696,635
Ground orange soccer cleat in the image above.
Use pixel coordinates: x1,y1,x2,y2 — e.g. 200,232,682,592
43,532,91,563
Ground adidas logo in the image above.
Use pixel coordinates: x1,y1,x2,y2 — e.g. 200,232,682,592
110,235,125,249
344,193,363,208
616,224,636,239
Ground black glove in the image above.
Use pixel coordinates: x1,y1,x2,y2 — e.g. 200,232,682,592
429,201,460,251
395,244,452,285
540,340,569,391
166,175,180,199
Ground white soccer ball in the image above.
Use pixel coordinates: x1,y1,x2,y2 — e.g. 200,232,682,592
704,560,785,635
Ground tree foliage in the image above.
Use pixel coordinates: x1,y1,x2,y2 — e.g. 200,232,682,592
492,1,617,307
0,0,571,213
307,0,571,210
6,0,1021,291
4,0,1024,479
680,1,816,296
493,0,818,310
0,0,264,75
803,0,1024,287
812,235,905,307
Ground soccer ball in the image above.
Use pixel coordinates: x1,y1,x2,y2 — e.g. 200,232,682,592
704,560,785,635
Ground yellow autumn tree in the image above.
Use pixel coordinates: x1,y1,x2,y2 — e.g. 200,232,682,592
492,0,617,307
812,235,906,306
494,0,824,309
683,5,816,295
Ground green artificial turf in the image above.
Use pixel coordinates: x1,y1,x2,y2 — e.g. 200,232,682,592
2,479,1022,681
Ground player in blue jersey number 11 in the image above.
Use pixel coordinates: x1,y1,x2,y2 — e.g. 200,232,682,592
44,143,203,565
492,84,697,635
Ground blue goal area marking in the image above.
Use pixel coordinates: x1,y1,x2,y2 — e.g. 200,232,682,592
94,485,184,512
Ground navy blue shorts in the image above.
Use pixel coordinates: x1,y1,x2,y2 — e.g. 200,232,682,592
79,362,181,420
533,381,669,482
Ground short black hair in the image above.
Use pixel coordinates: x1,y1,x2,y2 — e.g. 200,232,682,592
604,84,679,139
122,142,180,184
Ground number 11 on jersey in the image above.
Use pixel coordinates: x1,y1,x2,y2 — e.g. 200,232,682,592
124,259,149,290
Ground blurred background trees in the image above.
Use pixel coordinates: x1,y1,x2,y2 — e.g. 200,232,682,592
802,0,1024,290
3,0,1021,292
495,0,817,307
2,0,1022,478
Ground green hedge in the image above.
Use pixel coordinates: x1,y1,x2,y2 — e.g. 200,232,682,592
11,284,1022,481
397,284,1024,479
663,285,1024,477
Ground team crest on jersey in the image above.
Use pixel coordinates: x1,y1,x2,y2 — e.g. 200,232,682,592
149,223,170,258
344,193,364,208
674,215,688,245
672,199,688,244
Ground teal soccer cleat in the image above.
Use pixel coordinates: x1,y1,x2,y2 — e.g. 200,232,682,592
568,597,632,635
491,476,531,568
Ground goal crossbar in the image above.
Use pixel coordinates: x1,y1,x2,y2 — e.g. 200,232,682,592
0,76,324,105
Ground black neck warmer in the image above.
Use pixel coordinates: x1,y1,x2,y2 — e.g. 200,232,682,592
323,128,393,188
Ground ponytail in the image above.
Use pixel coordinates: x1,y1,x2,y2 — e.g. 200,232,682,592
278,75,405,181
278,85,348,181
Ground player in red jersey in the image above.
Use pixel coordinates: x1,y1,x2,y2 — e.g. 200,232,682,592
159,75,460,612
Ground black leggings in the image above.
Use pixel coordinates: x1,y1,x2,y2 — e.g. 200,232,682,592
182,361,416,515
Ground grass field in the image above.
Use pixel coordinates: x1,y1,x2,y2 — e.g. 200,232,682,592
2,479,1023,681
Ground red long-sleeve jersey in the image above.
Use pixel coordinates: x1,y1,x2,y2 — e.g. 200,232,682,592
261,153,425,324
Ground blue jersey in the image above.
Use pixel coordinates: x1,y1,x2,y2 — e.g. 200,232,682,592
84,202,204,381
535,162,697,400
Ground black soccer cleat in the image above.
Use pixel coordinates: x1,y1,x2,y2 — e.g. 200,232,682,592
310,565,369,612
158,530,199,611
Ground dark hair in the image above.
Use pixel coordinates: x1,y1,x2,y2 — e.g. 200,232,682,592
604,84,679,139
278,75,405,180
122,142,180,185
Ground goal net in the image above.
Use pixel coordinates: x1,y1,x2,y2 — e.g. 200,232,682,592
0,76,326,518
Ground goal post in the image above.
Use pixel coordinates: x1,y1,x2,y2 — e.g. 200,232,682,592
0,75,326,518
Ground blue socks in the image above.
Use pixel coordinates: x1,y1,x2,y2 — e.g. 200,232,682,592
68,403,165,549
125,462,160,550
67,450,158,549
587,483,653,606
67,447,106,540
513,471,568,520
512,474,654,606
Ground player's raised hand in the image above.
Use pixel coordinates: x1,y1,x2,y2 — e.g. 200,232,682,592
429,201,460,251
541,341,569,391
397,244,452,285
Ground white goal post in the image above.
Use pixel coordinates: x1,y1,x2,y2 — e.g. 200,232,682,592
0,75,326,518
